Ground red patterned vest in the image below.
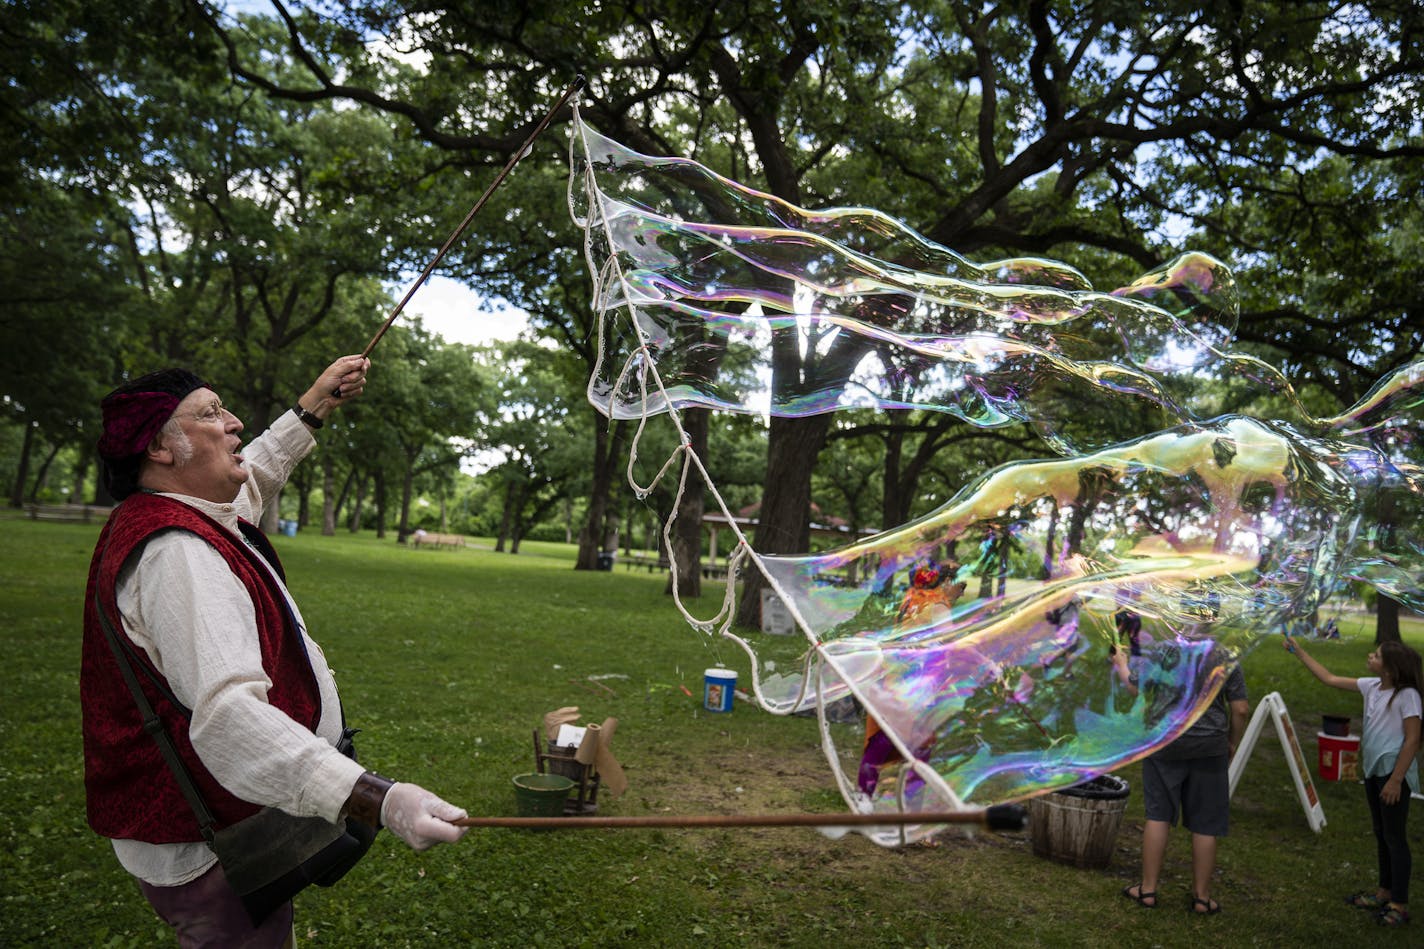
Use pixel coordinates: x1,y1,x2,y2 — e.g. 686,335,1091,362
81,492,322,843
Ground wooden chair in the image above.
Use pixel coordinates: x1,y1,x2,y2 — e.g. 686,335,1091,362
532,729,599,814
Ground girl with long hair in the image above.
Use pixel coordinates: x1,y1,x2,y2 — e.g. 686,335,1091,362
1286,636,1422,927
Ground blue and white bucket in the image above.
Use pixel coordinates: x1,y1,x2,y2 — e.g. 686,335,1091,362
703,668,736,713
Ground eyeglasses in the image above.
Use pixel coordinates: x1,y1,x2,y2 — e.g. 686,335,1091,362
185,401,231,425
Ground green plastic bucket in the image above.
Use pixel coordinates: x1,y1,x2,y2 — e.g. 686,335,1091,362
512,772,575,817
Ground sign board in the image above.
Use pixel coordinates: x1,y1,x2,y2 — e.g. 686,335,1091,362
759,588,796,636
1228,691,1325,832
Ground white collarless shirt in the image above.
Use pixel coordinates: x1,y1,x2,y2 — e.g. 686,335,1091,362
109,412,364,886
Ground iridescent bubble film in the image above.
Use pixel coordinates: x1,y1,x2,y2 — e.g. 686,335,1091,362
569,110,1424,843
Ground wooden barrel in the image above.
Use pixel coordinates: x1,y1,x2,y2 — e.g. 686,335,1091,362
1028,774,1130,869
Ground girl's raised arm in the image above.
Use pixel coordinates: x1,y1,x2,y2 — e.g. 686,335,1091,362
1284,636,1360,692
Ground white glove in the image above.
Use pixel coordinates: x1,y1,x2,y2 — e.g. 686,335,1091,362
380,782,469,851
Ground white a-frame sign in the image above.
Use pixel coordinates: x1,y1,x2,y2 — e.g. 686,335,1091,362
1227,690,1325,832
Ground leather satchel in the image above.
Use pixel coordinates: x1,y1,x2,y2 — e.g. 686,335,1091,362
206,729,377,925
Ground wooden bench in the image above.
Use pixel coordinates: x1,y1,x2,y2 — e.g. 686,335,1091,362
26,503,111,524
619,554,726,579
621,553,669,572
411,531,466,549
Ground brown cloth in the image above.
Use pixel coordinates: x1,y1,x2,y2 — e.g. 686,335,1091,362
542,706,582,742
575,718,627,798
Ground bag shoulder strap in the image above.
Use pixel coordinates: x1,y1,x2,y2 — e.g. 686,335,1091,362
237,519,286,584
94,551,218,842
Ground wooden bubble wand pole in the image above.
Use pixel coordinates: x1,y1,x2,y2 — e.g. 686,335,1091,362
358,73,588,360
453,804,1028,832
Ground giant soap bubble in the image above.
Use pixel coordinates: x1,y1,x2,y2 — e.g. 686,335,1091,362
569,108,1424,844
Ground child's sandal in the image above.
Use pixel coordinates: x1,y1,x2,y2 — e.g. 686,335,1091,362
1346,891,1387,909
1376,906,1409,927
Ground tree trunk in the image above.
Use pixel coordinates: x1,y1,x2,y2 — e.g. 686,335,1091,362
322,455,337,536
1042,503,1059,580
373,469,387,540
880,412,907,529
735,414,833,628
347,472,367,533
1065,469,1109,557
576,415,625,570
294,468,311,527
1374,490,1402,643
397,456,415,543
71,447,90,505
996,531,1011,598
10,420,35,507
665,407,709,598
892,416,958,527
576,518,598,565
495,478,515,553
94,460,114,506
1375,595,1402,643
335,468,358,527
28,441,62,502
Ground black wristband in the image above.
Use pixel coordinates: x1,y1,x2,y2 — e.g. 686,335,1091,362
294,405,323,429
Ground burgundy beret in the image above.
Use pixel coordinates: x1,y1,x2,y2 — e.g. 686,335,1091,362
97,368,211,461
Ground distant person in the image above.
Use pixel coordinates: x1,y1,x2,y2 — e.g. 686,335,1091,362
1285,636,1421,927
1114,606,1143,657
859,560,965,795
83,357,469,946
1040,593,1084,677
1122,651,1248,914
1109,603,1142,698
894,559,966,629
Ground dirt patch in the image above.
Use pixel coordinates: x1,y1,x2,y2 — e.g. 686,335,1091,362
625,737,1033,884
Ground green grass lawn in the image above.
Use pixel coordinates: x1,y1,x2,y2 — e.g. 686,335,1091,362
2,518,1421,947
